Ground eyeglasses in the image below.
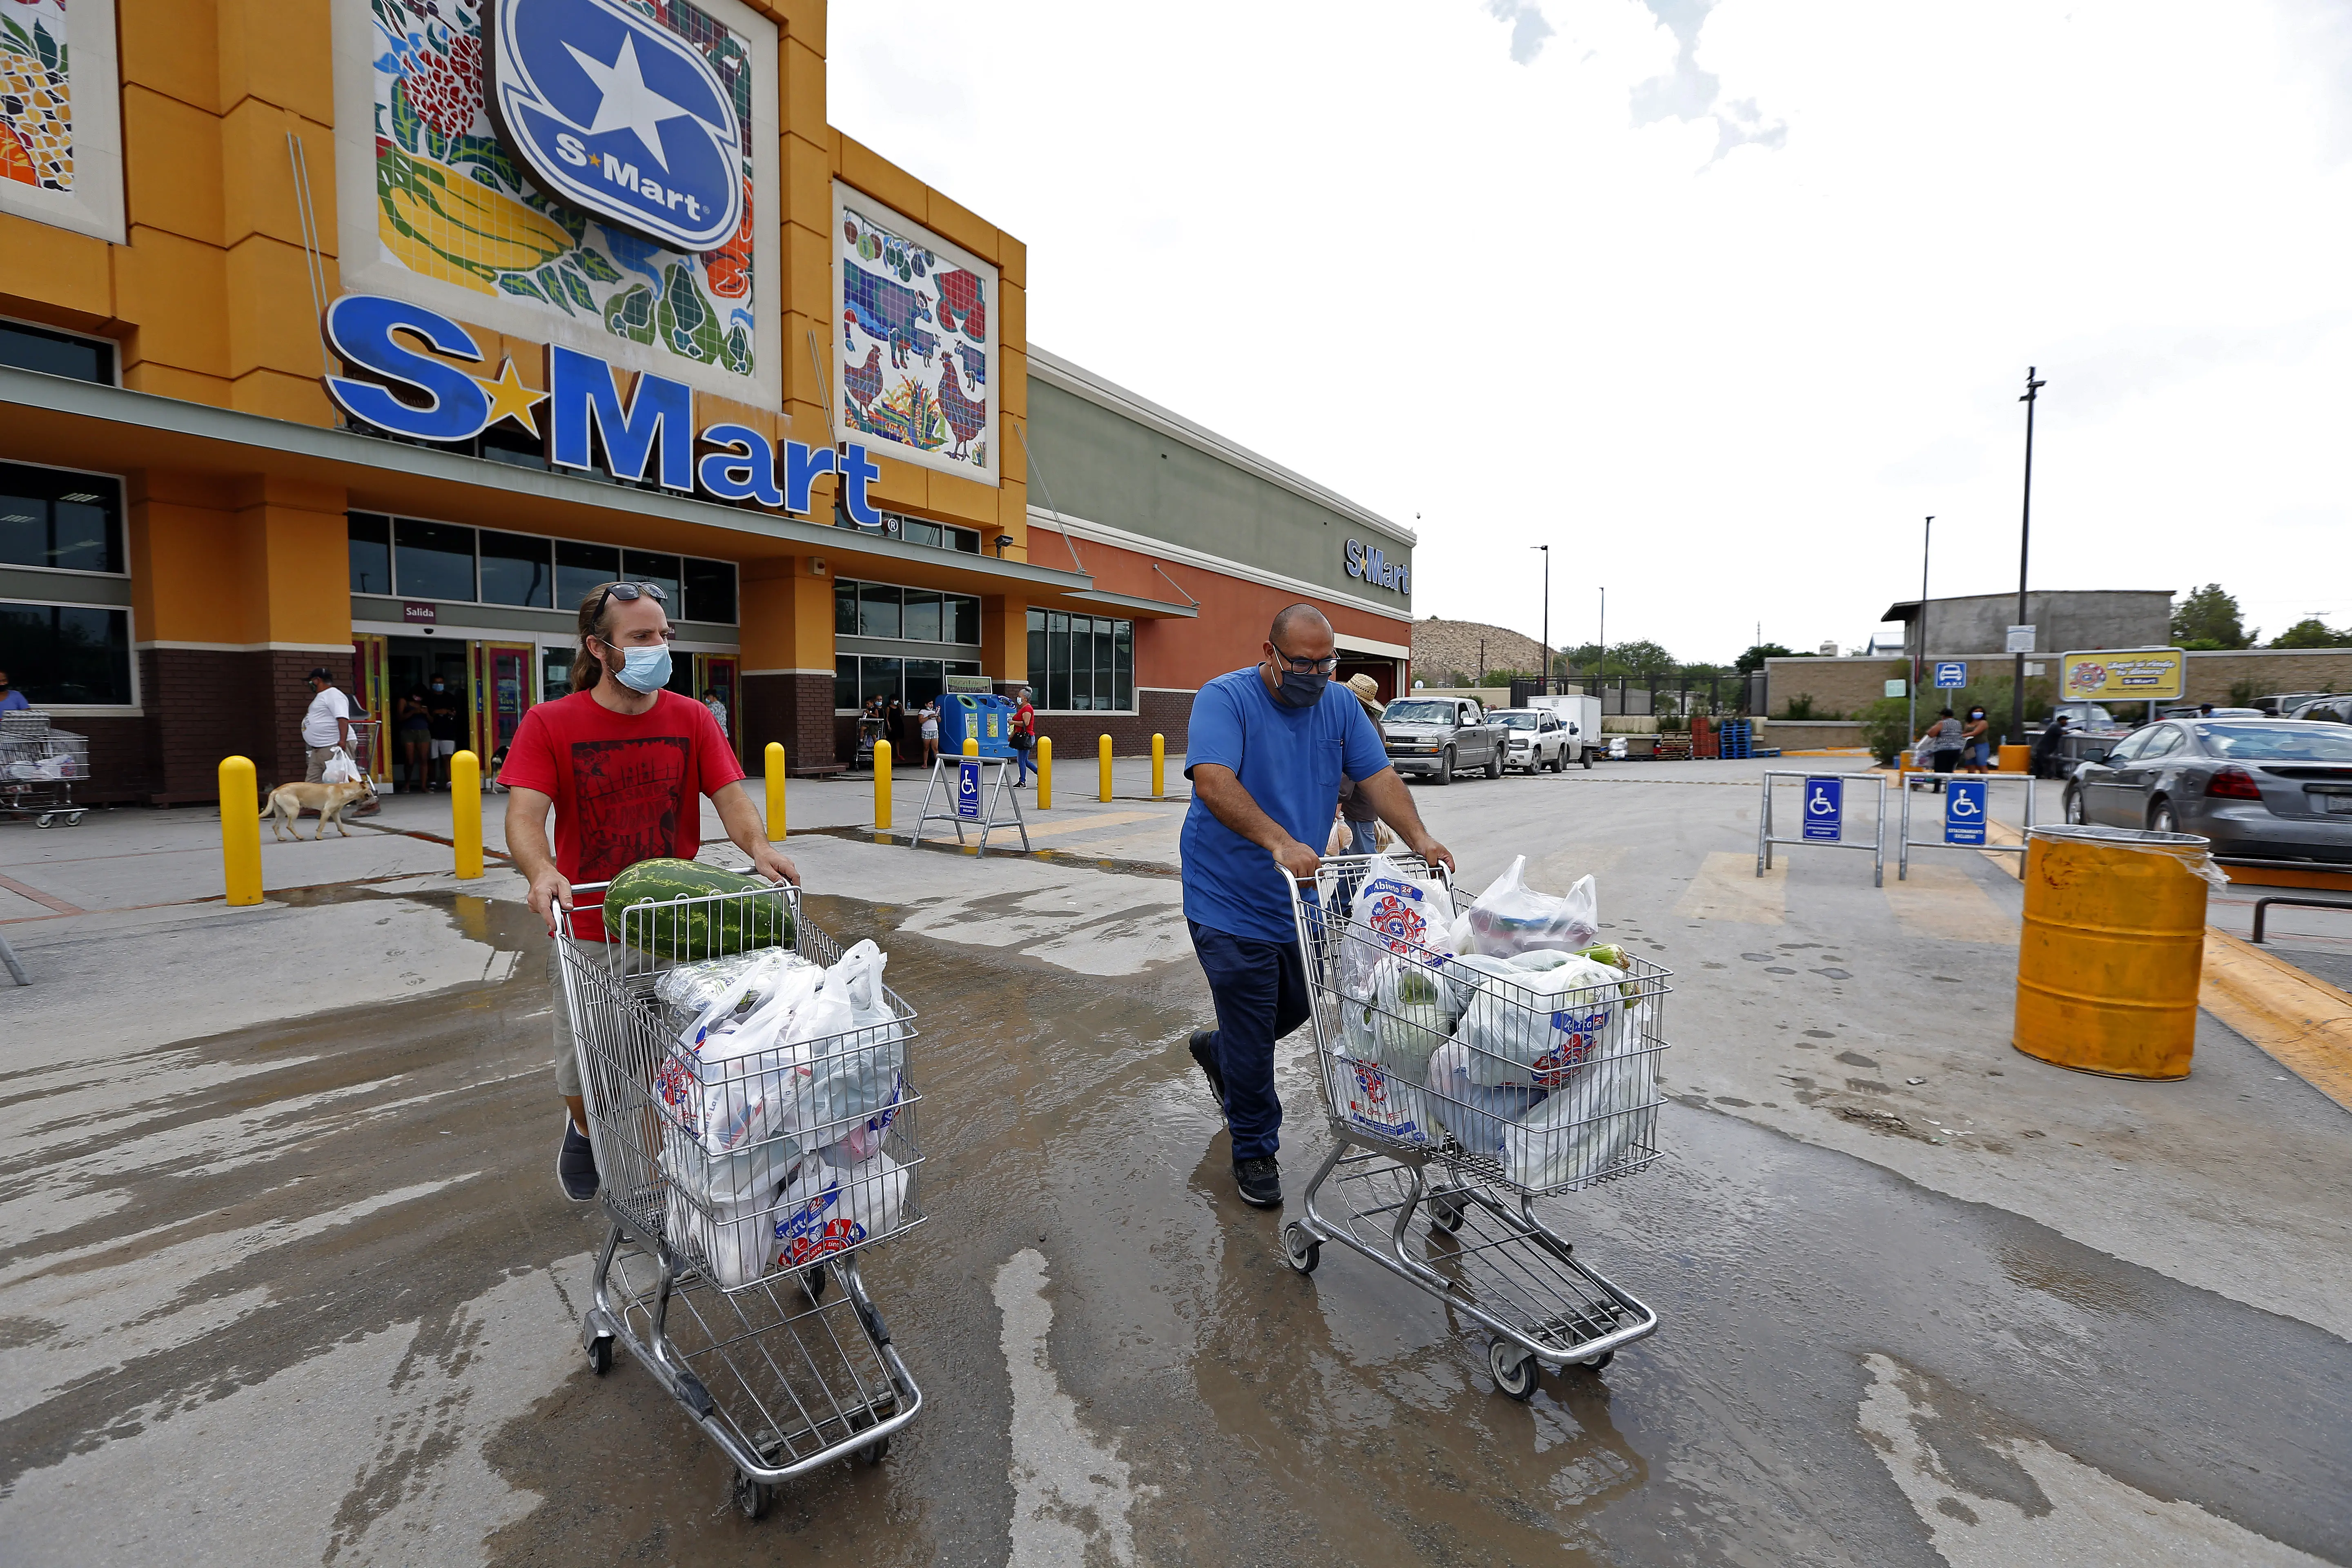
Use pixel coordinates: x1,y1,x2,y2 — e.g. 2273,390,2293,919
1272,649,1340,675
590,580,668,621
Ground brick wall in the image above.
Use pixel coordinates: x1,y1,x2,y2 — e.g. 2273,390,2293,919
1412,618,1548,685
2183,649,2352,704
1031,688,1193,758
744,673,841,775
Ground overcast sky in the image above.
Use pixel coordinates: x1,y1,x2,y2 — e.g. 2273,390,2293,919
831,1,2352,665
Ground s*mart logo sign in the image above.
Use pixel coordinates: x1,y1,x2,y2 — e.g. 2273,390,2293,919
321,293,881,524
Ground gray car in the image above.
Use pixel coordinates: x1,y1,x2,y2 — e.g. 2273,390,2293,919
2062,719,2352,861
1381,697,1505,784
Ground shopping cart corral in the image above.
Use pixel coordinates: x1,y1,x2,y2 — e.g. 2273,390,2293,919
1283,855,1668,1401
555,877,923,1515
1,711,91,827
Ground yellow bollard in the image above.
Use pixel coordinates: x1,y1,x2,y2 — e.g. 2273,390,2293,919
218,755,262,907
1151,732,1165,799
451,749,483,879
964,735,978,756
765,742,786,838
1038,736,1053,808
1099,734,1113,802
873,739,892,831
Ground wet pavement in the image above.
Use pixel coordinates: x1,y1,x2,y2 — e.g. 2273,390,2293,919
4,763,2350,1566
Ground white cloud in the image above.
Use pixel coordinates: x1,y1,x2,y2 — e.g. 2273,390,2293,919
1486,0,1556,65
830,1,2352,661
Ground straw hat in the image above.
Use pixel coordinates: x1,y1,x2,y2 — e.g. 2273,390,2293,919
1345,673,1385,714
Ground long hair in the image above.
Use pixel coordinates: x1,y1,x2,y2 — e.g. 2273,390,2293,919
570,586,615,693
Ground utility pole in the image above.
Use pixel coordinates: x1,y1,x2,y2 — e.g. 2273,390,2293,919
2013,368,2047,745
1532,544,1550,694
1598,586,1607,712
1912,516,1932,753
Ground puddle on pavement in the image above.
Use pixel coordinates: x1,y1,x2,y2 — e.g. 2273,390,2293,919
8,886,2349,1568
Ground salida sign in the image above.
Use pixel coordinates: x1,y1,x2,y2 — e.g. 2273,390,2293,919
321,293,882,526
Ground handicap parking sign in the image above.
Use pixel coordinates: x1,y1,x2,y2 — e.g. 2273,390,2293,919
1934,662,1967,688
956,758,982,819
1943,777,1987,845
1802,776,1844,841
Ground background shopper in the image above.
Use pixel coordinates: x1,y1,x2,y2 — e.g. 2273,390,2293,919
300,666,354,782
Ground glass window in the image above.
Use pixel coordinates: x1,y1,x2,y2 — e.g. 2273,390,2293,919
836,578,858,635
2198,723,2352,761
684,557,736,624
858,582,902,639
905,657,944,711
951,594,980,646
835,656,858,710
479,530,553,607
2134,726,2185,760
1069,617,1094,711
0,321,113,383
1095,618,1115,713
544,648,575,703
1027,609,1046,690
860,655,902,710
393,518,476,601
348,512,392,595
947,526,980,555
902,518,942,549
0,463,123,575
555,540,619,610
0,601,132,704
621,550,680,606
1048,612,1071,712
1114,620,1133,711
2103,729,2151,764
902,588,942,642
948,659,983,679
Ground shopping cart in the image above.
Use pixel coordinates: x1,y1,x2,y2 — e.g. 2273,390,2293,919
0,711,91,827
1282,853,1668,1401
555,876,924,1517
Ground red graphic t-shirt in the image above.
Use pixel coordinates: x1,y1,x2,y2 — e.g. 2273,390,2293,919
498,689,745,938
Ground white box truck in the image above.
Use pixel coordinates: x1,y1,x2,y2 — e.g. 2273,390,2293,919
1526,694,1603,767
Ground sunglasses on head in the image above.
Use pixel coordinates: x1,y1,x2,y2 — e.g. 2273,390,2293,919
591,581,668,619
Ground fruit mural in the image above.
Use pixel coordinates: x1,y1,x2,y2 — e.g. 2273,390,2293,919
0,0,72,192
837,200,994,478
366,0,757,380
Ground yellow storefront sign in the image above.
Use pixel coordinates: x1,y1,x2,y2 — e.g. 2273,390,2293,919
2060,647,2186,702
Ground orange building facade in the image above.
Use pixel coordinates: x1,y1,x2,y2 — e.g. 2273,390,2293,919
0,0,1413,802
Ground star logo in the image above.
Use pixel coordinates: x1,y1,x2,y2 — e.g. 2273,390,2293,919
474,357,548,437
563,33,688,170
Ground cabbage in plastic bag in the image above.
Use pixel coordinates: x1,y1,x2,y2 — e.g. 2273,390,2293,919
1450,953,1628,1089
1463,855,1599,958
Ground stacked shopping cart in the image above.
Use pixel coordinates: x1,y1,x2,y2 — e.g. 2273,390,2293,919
556,879,923,1518
1284,855,1668,1401
1,711,91,827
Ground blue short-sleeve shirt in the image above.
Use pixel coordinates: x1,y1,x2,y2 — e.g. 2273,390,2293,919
1179,667,1393,942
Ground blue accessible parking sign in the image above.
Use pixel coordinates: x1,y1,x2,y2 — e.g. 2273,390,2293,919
1944,777,1987,845
956,758,982,819
1934,662,1967,688
1802,776,1844,841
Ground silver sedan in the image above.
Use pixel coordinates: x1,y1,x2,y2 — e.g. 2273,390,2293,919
2062,719,2352,861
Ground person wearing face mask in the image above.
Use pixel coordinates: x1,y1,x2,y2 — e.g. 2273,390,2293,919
424,674,462,791
499,581,800,1203
1960,704,1992,772
0,669,28,712
1178,604,1453,1210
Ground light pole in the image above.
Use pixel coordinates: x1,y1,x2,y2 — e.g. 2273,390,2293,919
1532,544,1550,694
1911,516,1932,754
2013,368,2047,746
1597,586,1606,711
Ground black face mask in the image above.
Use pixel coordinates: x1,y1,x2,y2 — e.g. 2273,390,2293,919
1272,667,1330,708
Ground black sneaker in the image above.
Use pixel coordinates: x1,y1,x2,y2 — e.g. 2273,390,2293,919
1233,1156,1281,1209
1187,1029,1226,1118
557,1118,599,1202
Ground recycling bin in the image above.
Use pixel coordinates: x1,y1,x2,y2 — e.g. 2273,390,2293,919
937,693,1015,759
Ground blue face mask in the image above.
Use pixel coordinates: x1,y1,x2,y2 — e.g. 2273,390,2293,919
609,641,672,694
1273,667,1330,708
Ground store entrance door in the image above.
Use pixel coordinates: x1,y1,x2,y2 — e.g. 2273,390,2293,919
352,634,390,780
387,635,470,792
476,641,537,763
695,653,741,758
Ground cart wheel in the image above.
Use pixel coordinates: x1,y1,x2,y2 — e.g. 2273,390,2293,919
1427,1198,1464,1235
587,1334,614,1375
1281,1222,1320,1275
862,1434,891,1466
732,1469,773,1520
1579,1349,1615,1372
1489,1338,1539,1401
802,1264,828,1305
34,813,53,829
66,811,85,826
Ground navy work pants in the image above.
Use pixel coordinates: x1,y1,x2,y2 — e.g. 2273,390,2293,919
1188,920,1311,1162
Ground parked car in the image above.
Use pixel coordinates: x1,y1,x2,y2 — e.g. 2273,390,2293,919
2254,691,2332,716
2159,704,2266,719
1526,693,1601,767
1488,708,1574,773
2285,695,2352,724
1381,696,1506,784
2061,719,2352,862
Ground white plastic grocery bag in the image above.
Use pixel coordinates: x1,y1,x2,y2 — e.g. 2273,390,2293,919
1450,953,1629,1089
1462,855,1599,958
769,1150,910,1269
1341,953,1455,1082
321,746,363,784
1338,855,1452,1001
794,940,908,1142
666,1179,782,1289
1499,1043,1657,1190
659,951,822,1157
1424,1040,1546,1156
1327,1051,1437,1145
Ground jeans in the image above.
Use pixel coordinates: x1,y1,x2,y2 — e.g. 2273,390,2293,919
1346,819,1380,855
1188,920,1311,1162
1011,740,1031,785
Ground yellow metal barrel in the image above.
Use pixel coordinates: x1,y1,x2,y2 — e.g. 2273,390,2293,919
2013,825,2216,1079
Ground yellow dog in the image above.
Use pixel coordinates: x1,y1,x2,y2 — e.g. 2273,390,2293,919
261,777,376,841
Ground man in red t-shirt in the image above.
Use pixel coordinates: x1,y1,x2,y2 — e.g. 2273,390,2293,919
501,580,798,1202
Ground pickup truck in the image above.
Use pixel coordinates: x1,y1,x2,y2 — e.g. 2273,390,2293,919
1381,696,1506,784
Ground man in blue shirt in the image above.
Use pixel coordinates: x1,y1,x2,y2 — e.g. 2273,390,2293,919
1180,604,1452,1208
0,670,27,711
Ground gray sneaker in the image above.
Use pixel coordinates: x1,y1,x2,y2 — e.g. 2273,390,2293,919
1232,1156,1281,1209
557,1118,599,1202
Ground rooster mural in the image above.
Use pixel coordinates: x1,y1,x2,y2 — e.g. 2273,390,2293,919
935,356,987,461
842,345,883,414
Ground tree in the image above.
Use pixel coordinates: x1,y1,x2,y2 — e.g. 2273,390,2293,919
2270,618,2352,649
1735,642,1795,673
1561,639,1677,677
2170,584,2253,649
